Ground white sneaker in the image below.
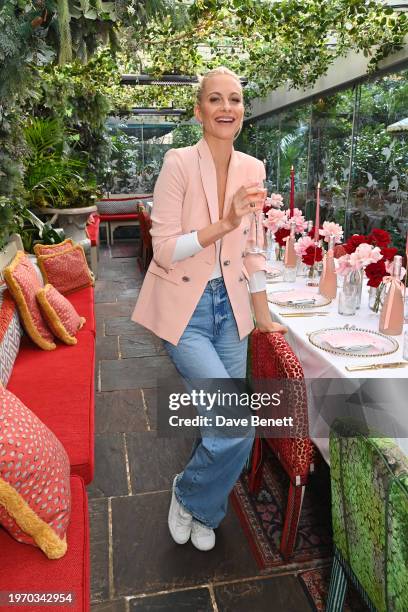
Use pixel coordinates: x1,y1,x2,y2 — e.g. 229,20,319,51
168,475,193,544
191,520,216,551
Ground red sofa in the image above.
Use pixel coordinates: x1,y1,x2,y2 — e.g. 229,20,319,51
0,285,95,611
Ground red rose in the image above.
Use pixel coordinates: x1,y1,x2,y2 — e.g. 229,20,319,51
365,260,386,288
333,244,347,259
263,203,272,215
274,227,290,247
343,234,367,254
302,245,323,266
307,226,321,240
368,229,391,248
380,246,397,261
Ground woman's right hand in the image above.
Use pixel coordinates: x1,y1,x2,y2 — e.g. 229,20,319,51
225,182,266,230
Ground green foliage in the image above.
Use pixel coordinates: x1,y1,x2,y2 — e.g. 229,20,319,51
0,196,28,250
172,124,202,148
119,0,408,114
23,117,85,208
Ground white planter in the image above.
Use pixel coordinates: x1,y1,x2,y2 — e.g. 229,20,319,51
40,205,97,243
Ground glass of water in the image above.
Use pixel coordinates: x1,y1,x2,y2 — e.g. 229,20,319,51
338,284,358,316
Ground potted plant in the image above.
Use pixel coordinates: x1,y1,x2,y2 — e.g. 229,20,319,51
23,118,100,241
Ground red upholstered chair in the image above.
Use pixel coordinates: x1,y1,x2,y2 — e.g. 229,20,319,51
138,210,153,272
248,329,318,559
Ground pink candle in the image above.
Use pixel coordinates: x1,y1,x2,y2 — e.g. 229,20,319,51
290,166,295,218
314,182,320,242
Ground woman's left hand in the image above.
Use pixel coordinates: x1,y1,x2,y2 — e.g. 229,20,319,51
256,320,288,334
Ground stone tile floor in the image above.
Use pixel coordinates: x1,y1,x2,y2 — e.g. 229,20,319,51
88,245,317,612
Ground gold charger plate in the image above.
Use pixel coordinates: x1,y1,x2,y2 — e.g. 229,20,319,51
268,289,331,309
307,325,399,358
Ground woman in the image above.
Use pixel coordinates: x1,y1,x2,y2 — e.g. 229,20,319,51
132,67,286,551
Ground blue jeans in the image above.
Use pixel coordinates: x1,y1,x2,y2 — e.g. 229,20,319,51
163,277,254,528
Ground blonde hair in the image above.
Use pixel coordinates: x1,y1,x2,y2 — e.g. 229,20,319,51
196,66,242,103
196,67,244,140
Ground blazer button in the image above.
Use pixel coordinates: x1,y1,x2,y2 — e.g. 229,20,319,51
243,228,249,235
223,260,231,266
239,275,245,282
182,276,190,282
241,251,245,258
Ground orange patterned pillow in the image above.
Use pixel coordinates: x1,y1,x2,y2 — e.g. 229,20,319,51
37,245,94,295
33,239,74,257
36,284,85,345
3,252,56,350
0,386,71,558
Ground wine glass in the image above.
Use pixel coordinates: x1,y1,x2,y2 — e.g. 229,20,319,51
245,181,267,255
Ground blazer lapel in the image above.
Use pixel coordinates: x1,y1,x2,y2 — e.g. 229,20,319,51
196,139,219,225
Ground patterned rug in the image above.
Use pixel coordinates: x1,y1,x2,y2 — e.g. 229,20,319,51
298,566,369,611
231,451,333,570
110,241,140,258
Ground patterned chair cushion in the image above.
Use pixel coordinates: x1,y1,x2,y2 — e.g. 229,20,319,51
250,329,317,479
3,252,56,351
96,197,150,215
36,284,86,345
0,284,23,386
37,245,94,295
33,239,74,257
0,384,71,559
330,423,408,612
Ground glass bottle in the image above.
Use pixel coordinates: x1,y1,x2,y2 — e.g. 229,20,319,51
298,221,313,277
283,220,297,282
319,234,337,300
379,255,404,336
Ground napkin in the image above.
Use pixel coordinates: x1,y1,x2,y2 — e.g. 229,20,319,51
272,290,317,305
319,331,380,352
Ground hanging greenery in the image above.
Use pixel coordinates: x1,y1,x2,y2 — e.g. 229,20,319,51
119,0,408,110
1,0,408,242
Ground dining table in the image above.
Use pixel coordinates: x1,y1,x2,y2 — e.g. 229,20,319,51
266,262,408,463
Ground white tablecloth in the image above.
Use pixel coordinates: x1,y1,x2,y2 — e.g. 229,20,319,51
266,268,408,462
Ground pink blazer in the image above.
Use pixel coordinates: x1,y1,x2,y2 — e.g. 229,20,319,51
131,138,267,345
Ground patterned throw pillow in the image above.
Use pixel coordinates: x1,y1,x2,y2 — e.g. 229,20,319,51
96,197,150,215
33,239,74,257
0,284,23,386
36,284,86,345
0,385,71,559
37,245,94,295
3,252,56,351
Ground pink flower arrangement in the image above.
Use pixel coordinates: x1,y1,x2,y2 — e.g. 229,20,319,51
294,235,314,257
335,243,383,276
283,208,307,233
266,194,284,208
263,208,286,234
319,221,343,244
263,206,307,236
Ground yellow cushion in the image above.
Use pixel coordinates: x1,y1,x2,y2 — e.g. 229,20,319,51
36,284,85,345
3,252,56,350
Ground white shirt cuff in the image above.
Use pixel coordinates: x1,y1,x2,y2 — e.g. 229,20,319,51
172,231,203,262
249,270,267,293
